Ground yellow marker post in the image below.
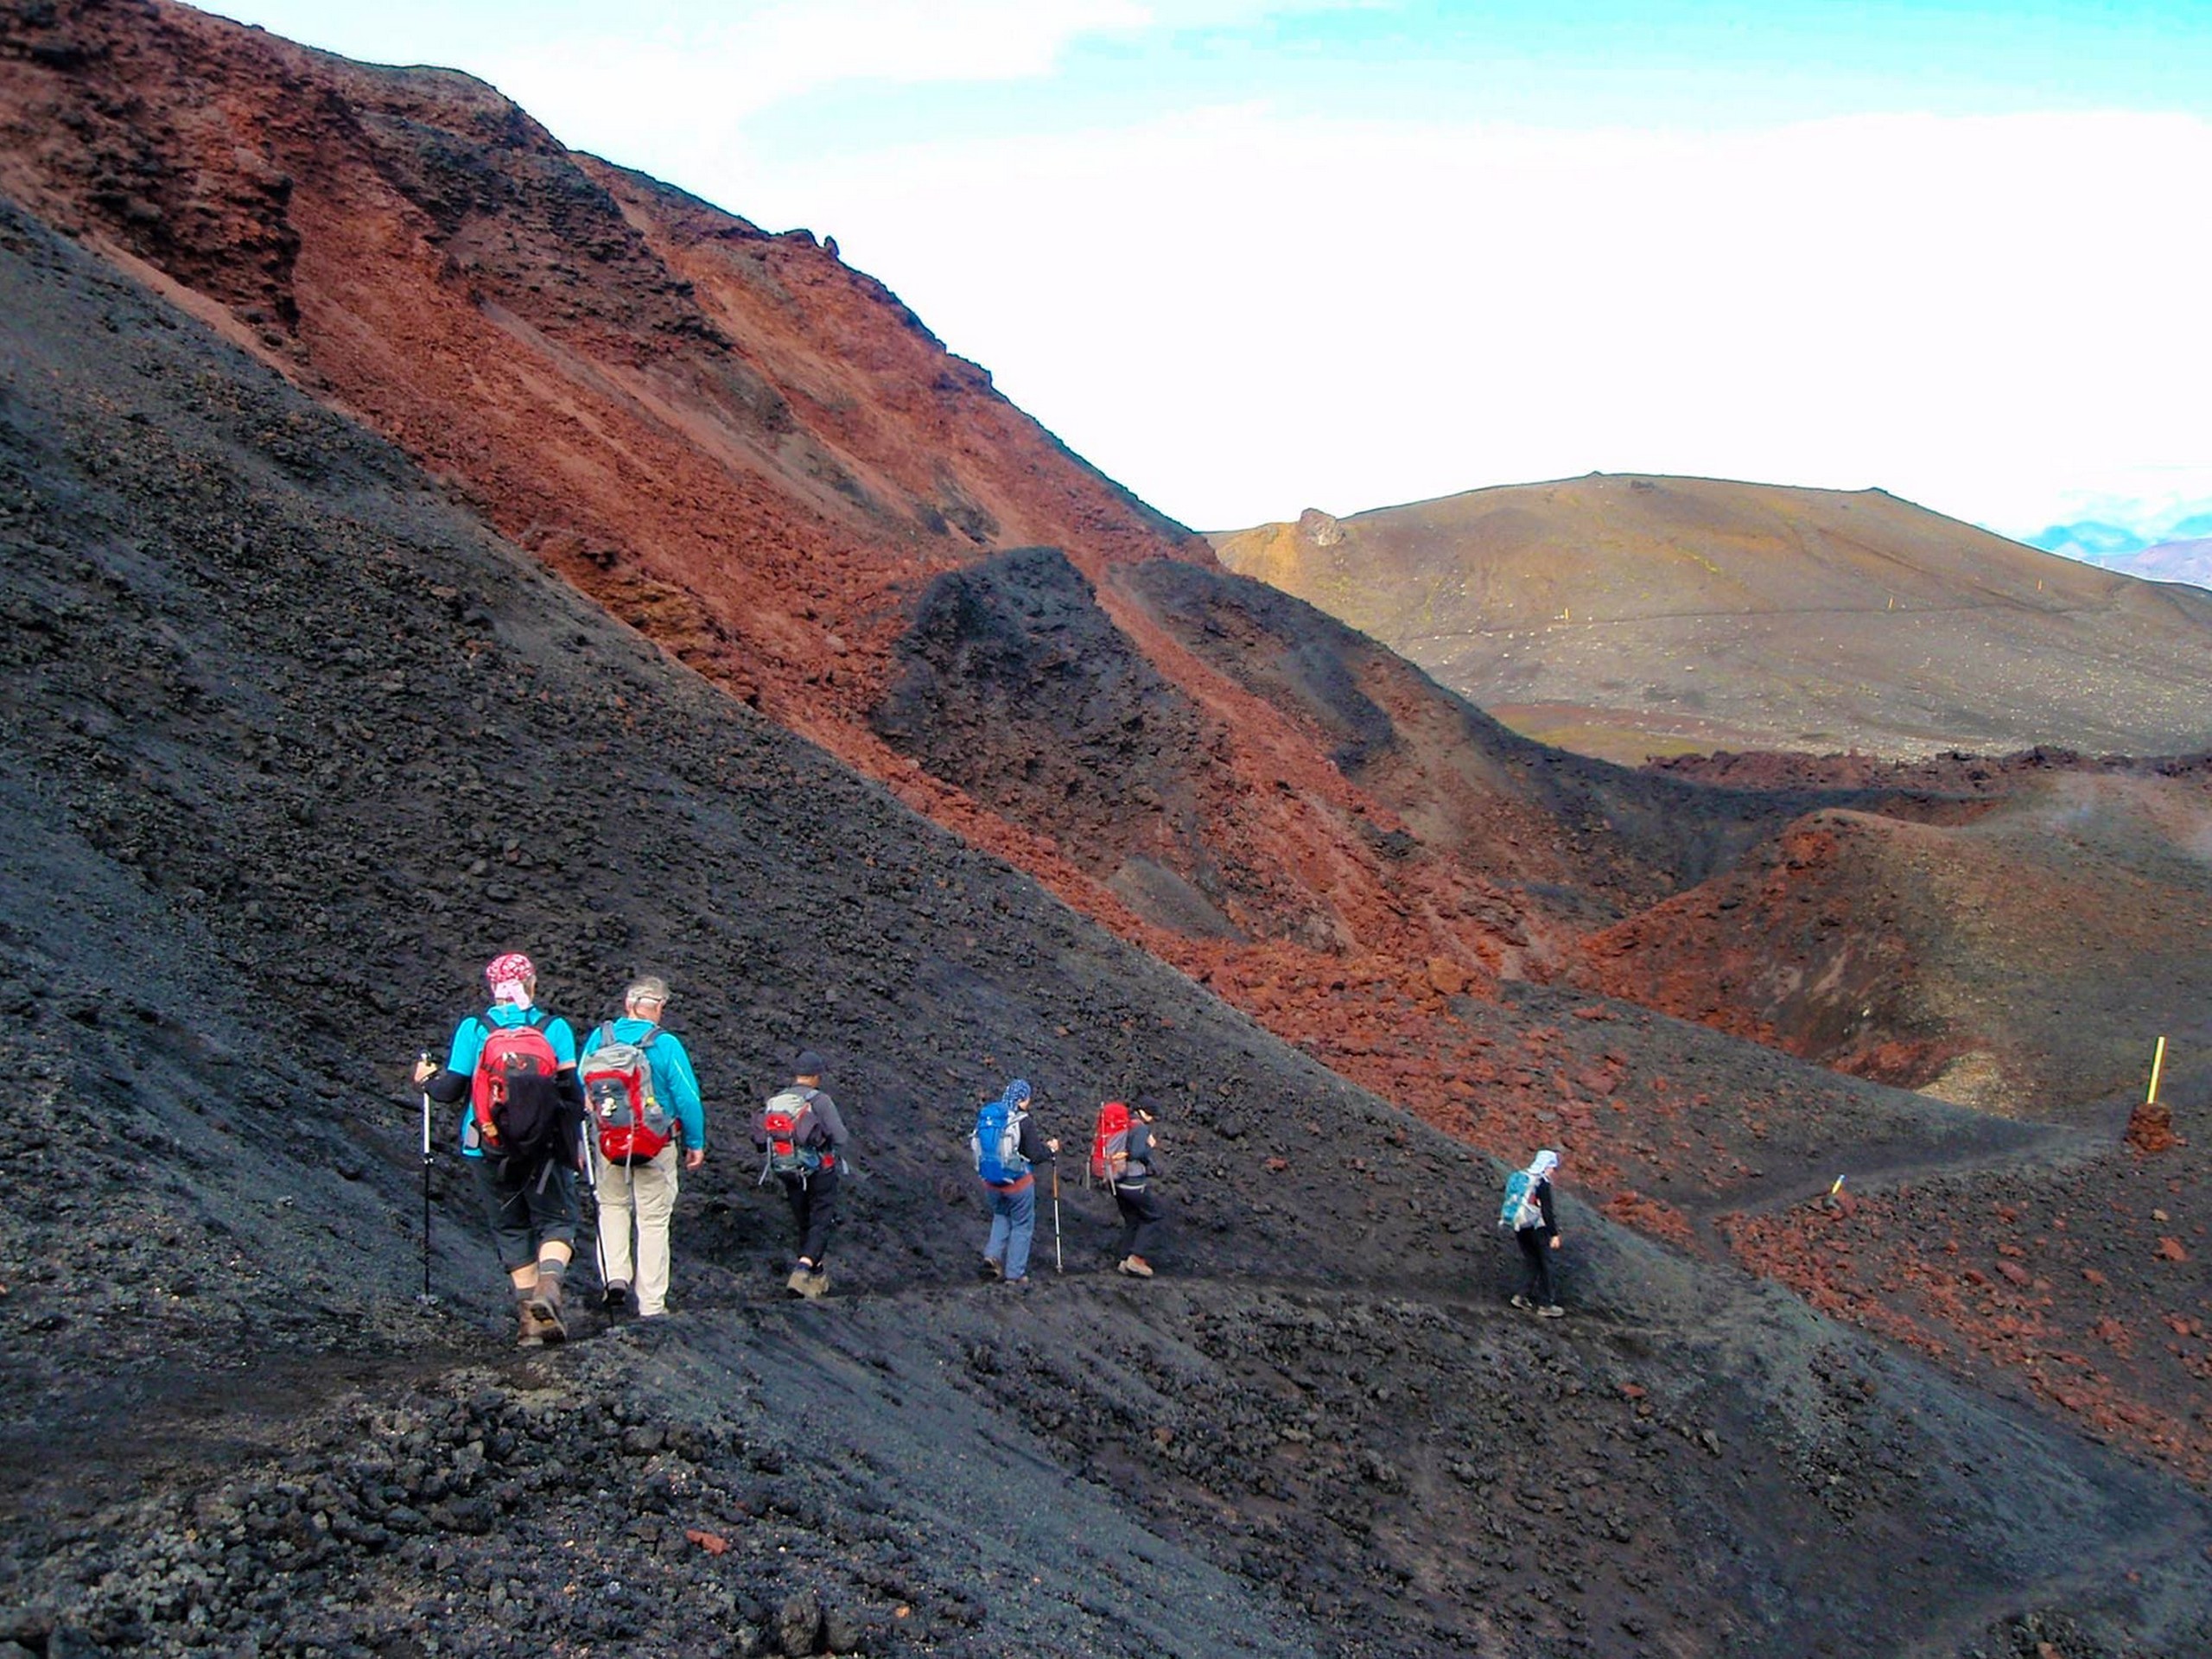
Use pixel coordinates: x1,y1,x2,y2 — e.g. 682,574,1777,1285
2146,1035,2168,1106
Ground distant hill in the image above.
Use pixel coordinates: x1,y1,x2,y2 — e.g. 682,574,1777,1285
1212,475,2212,764
2028,507,2212,569
2087,537,2212,590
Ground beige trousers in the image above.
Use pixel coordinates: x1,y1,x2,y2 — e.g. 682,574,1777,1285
594,1144,681,1315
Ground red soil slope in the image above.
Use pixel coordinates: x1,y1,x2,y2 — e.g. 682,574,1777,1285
1580,753,2212,1121
0,0,1605,1131
1725,1144,2212,1491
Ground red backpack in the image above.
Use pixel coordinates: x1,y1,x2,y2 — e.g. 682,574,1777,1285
1089,1100,1133,1188
470,1012,565,1165
582,1023,673,1164
757,1088,830,1185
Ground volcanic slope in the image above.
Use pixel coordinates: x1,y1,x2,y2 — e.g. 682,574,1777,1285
0,0,1953,1194
8,3,2212,1634
1211,476,2212,765
1575,754,2212,1118
7,199,2212,1658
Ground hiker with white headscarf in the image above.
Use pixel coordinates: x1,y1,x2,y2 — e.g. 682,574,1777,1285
1510,1149,1566,1318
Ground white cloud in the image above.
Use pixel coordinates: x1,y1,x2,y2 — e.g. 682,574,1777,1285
211,0,1168,207
197,3,2212,540
501,0,1149,130
749,105,2212,531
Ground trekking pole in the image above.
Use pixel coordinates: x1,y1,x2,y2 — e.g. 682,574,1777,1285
1052,1162,1063,1274
578,1135,612,1294
416,1054,437,1306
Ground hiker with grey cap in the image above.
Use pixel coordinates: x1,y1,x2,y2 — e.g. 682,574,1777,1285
1113,1094,1168,1277
579,974,705,1319
754,1049,849,1299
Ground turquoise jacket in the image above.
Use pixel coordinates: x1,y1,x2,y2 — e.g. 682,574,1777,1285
581,1016,707,1152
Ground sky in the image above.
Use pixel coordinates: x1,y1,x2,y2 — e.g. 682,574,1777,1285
205,1,2212,545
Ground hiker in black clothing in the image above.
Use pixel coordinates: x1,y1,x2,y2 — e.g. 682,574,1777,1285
1510,1149,1565,1318
755,1050,849,1300
1114,1095,1167,1278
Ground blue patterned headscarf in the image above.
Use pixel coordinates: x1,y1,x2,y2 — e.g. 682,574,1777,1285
1000,1079,1033,1112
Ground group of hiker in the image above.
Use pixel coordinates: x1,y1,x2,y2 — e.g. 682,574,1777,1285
416,952,1568,1347
413,953,1177,1345
411,956,710,1343
967,1083,1166,1286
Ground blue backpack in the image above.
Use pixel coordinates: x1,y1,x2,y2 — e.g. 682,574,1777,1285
1499,1169,1541,1230
971,1095,1030,1185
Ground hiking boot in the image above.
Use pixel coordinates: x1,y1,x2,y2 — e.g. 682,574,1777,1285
1117,1255,1154,1279
602,1281,631,1313
517,1303,544,1348
1004,1274,1033,1292
1537,1304,1566,1319
978,1256,1004,1281
786,1266,815,1298
797,1268,830,1300
524,1283,568,1344
1510,1294,1533,1311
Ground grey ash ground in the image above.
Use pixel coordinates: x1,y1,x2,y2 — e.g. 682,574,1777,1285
1,203,2209,1657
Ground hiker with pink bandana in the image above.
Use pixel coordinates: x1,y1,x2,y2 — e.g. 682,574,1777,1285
414,952,585,1345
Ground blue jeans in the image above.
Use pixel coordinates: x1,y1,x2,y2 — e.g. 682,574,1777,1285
983,1177,1038,1281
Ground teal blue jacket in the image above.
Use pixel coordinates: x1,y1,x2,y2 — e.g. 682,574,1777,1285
581,1016,706,1152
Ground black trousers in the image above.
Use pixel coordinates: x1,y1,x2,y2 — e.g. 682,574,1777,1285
1115,1183,1165,1258
783,1167,840,1264
1516,1226,1554,1304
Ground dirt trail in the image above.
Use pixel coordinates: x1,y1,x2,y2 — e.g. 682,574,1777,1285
1673,1117,2106,1236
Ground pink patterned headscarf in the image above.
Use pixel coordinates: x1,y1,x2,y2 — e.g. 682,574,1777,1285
485,952,535,1008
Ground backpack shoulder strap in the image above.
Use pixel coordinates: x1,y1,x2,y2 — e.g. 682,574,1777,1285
596,1020,620,1045
470,1011,504,1060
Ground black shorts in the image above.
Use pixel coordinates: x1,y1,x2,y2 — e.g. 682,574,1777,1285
473,1153,581,1270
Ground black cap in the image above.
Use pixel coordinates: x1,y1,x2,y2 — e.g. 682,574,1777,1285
793,1050,826,1079
1135,1093,1165,1116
